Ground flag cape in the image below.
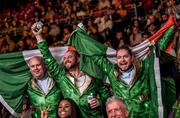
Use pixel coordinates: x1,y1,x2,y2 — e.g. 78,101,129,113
0,46,68,116
69,17,175,118
0,15,175,117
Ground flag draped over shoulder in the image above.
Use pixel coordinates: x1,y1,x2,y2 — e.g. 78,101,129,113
69,17,175,118
0,46,68,117
69,15,175,61
0,52,30,117
69,23,116,79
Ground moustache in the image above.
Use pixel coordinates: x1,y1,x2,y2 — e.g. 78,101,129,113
119,62,127,65
64,60,71,64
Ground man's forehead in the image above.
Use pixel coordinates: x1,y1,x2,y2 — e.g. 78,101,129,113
117,49,130,55
28,56,42,64
108,100,124,107
64,51,76,56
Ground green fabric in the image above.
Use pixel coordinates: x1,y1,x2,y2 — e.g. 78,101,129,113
161,77,176,117
69,27,107,56
159,26,174,51
68,25,176,118
69,27,108,79
173,100,180,118
0,52,30,115
38,41,109,118
27,79,61,118
92,49,156,118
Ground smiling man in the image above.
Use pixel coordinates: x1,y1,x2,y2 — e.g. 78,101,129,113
27,56,61,118
31,22,109,118
106,96,128,118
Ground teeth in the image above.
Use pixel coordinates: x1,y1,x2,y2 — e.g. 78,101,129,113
61,111,66,114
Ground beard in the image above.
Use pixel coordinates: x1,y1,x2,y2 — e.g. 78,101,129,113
64,61,77,70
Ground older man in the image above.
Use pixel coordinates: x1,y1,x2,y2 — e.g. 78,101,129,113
27,56,61,118
106,96,128,118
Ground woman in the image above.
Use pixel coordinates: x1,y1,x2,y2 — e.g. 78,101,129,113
41,98,82,118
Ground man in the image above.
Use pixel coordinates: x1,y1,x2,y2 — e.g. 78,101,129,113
68,22,176,117
31,23,109,118
27,56,61,118
106,96,128,118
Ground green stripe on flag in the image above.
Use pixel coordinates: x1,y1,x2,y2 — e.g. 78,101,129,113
0,51,31,116
0,46,69,116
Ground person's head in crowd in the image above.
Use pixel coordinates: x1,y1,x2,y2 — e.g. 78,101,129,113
148,23,156,35
57,98,82,118
133,19,139,27
42,25,49,34
116,45,134,72
132,26,140,34
63,47,80,70
161,13,168,23
106,96,128,118
149,15,155,24
27,56,47,80
16,39,26,51
115,31,124,41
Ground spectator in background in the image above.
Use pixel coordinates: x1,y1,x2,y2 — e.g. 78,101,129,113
129,26,143,46
98,0,111,10
112,31,126,49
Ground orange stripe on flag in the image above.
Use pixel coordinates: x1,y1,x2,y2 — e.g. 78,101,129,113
148,15,175,42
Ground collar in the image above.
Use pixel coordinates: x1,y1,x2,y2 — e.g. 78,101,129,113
120,65,134,74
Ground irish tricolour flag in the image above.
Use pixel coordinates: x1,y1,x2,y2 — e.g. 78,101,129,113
0,14,175,117
0,46,70,117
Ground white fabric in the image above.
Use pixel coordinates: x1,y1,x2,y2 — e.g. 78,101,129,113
37,76,52,94
68,74,91,95
23,46,68,64
120,66,136,85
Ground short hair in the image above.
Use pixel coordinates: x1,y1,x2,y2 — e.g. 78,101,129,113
27,56,45,67
106,96,128,110
117,45,133,56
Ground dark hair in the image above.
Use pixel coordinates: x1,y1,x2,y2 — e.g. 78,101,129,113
57,98,82,118
117,45,133,56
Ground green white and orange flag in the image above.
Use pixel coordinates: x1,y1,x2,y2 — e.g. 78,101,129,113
68,16,175,118
0,46,69,117
0,15,176,117
69,15,175,61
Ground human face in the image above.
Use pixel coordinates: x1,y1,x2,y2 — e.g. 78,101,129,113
58,100,72,118
116,32,123,40
106,100,128,118
63,51,78,70
28,57,46,80
117,49,133,72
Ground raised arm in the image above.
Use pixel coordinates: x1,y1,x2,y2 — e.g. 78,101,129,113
31,23,65,82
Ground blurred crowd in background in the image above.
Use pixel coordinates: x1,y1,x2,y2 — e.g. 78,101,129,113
0,0,179,54
0,0,180,117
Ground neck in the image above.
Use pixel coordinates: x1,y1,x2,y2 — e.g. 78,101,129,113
121,65,134,73
69,66,83,78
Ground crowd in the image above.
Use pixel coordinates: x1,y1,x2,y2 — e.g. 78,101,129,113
0,0,178,53
0,0,180,118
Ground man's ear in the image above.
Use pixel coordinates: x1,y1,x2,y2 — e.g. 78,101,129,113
125,109,128,118
131,55,135,62
77,56,80,64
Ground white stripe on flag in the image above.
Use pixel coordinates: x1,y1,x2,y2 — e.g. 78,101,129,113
0,95,19,117
106,47,117,64
131,39,151,53
22,46,69,64
134,47,150,60
154,50,164,118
